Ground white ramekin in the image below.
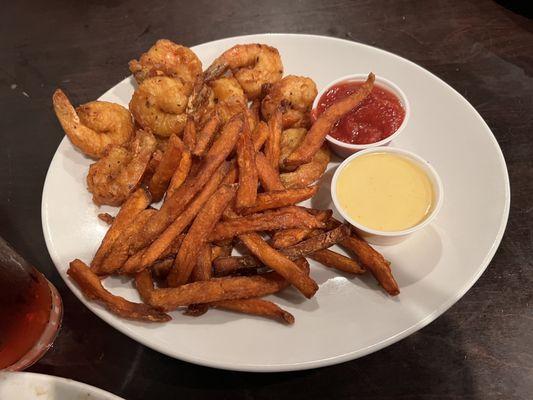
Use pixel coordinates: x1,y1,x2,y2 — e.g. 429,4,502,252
312,74,410,159
331,147,443,245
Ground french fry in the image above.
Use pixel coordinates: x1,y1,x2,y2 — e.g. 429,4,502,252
96,208,157,275
284,73,375,167
152,258,174,280
213,255,260,276
280,224,350,259
239,232,318,298
249,99,261,131
69,259,170,322
148,134,186,202
166,146,192,199
252,121,269,152
191,244,213,282
127,114,243,256
148,272,289,311
209,207,324,241
182,116,197,151
134,268,156,304
193,114,220,156
340,233,400,295
270,209,332,248
91,188,150,270
255,152,284,192
221,160,238,185
211,243,233,260
212,298,294,324
241,185,318,215
235,118,258,209
167,184,237,287
123,162,231,274
265,109,282,172
122,233,185,273
309,249,365,274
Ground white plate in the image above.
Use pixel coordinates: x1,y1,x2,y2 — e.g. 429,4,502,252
42,34,510,372
0,372,123,399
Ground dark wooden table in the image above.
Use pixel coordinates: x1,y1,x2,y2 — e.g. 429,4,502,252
2,0,532,398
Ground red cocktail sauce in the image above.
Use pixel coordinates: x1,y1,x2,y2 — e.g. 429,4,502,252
316,81,405,145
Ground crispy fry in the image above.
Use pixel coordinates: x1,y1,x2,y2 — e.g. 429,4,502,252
148,134,186,202
98,213,115,225
191,244,213,282
284,72,375,167
265,109,282,172
90,188,150,269
241,185,318,215
148,272,289,311
270,209,332,248
122,233,185,273
249,99,261,130
255,151,284,192
212,298,294,324
239,232,318,298
69,259,170,322
340,232,400,295
213,255,259,276
309,249,365,274
192,114,220,156
152,258,174,280
293,257,310,275
128,114,243,256
182,116,196,151
96,208,157,275
209,207,324,241
235,118,258,209
211,243,233,260
167,184,237,286
280,224,350,259
252,121,269,152
134,268,156,304
123,162,231,274
166,145,192,199
221,160,238,185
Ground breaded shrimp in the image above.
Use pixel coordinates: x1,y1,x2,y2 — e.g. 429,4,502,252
87,129,157,206
204,43,283,100
262,75,318,128
129,76,189,138
129,39,202,91
186,77,247,125
52,89,134,159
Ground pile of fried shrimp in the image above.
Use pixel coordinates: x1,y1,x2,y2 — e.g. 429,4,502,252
53,39,398,325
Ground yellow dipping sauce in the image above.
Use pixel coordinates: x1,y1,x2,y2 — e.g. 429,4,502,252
336,152,434,232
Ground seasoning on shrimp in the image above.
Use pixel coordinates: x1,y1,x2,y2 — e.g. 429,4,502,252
262,75,317,129
52,89,134,159
129,76,189,138
129,39,202,91
204,43,283,100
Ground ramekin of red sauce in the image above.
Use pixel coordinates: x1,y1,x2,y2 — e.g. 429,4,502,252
312,74,409,158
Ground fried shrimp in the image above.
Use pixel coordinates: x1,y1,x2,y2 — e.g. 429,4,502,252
87,129,157,206
129,76,189,138
262,75,318,128
211,77,248,123
187,77,248,125
129,39,202,91
52,89,134,159
204,44,283,100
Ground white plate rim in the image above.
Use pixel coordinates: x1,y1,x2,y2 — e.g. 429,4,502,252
41,33,510,372
0,372,124,399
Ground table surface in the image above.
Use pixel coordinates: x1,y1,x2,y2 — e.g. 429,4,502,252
2,0,532,398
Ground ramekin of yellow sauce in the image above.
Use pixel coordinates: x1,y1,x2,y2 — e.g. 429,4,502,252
331,147,443,245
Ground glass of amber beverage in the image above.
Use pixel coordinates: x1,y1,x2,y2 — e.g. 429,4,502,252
0,236,62,371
